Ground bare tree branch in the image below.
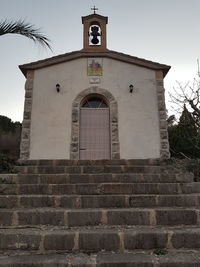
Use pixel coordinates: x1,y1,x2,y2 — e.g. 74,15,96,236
169,74,200,127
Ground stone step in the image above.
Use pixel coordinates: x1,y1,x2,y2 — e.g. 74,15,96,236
0,251,200,267
1,251,200,267
1,227,200,253
1,172,194,184
0,208,199,227
18,158,161,166
0,194,199,208
1,182,200,195
15,165,173,175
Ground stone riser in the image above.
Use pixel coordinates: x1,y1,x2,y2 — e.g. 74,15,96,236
18,159,161,166
1,227,200,252
1,183,200,195
1,208,199,227
15,165,172,175
1,252,200,267
1,194,200,208
2,173,194,184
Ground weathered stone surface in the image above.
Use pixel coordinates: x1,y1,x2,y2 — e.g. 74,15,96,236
124,230,168,249
44,231,75,251
0,184,17,195
107,209,150,225
25,79,33,90
83,166,104,174
0,210,13,226
79,230,120,252
20,196,55,208
0,252,200,267
51,184,74,194
18,210,65,226
18,184,49,194
156,209,197,225
40,174,69,184
104,165,122,173
1,159,200,266
80,195,127,208
72,109,78,122
68,209,102,227
0,196,18,208
21,128,30,140
0,254,69,267
158,183,179,194
157,195,198,207
158,252,200,266
97,253,154,267
75,184,99,194
129,196,157,207
37,166,65,174
181,183,200,193
69,174,91,184
0,231,41,250
71,143,79,153
60,196,79,208
171,229,200,248
17,174,39,184
66,166,81,174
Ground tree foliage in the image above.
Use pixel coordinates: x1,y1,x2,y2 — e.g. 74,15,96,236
168,105,200,159
0,115,21,158
0,19,52,50
168,68,200,159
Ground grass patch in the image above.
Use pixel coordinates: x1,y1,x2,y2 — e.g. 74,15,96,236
153,248,168,255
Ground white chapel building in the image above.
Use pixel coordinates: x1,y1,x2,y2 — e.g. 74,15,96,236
19,12,170,160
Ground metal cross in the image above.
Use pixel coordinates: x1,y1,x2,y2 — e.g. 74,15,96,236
91,6,98,14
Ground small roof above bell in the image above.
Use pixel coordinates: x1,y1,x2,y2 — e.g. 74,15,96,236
82,13,108,24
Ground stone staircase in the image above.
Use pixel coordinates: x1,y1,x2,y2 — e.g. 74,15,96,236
0,159,200,266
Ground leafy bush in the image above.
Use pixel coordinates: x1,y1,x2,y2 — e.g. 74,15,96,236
0,154,16,173
153,248,168,255
166,158,200,182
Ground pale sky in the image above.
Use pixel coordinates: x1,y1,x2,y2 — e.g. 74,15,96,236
1,0,200,122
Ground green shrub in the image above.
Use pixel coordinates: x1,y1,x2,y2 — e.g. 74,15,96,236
0,154,16,173
166,158,200,182
153,248,168,255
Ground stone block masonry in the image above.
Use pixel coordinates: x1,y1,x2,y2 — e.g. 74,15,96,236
0,159,200,266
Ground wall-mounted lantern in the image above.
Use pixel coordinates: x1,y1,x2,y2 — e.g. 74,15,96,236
56,83,60,93
129,84,134,93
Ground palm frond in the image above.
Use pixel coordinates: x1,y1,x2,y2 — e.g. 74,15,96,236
0,19,52,50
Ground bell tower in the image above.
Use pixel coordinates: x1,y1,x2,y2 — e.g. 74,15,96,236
81,7,108,52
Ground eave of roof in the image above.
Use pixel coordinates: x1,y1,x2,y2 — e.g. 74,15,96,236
81,13,108,23
19,49,171,77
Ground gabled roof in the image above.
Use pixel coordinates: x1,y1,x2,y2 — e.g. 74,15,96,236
19,50,171,77
82,13,108,24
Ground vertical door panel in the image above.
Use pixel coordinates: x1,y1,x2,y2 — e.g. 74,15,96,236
80,108,110,160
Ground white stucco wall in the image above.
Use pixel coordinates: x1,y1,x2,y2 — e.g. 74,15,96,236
29,57,160,159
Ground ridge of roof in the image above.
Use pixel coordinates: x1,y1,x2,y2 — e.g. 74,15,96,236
19,49,170,77
82,13,108,23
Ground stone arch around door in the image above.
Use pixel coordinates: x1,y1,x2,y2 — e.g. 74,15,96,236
70,87,120,160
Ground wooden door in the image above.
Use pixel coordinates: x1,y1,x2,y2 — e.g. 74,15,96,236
80,97,110,160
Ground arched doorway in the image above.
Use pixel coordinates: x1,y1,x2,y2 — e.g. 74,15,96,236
80,95,110,160
70,87,120,160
